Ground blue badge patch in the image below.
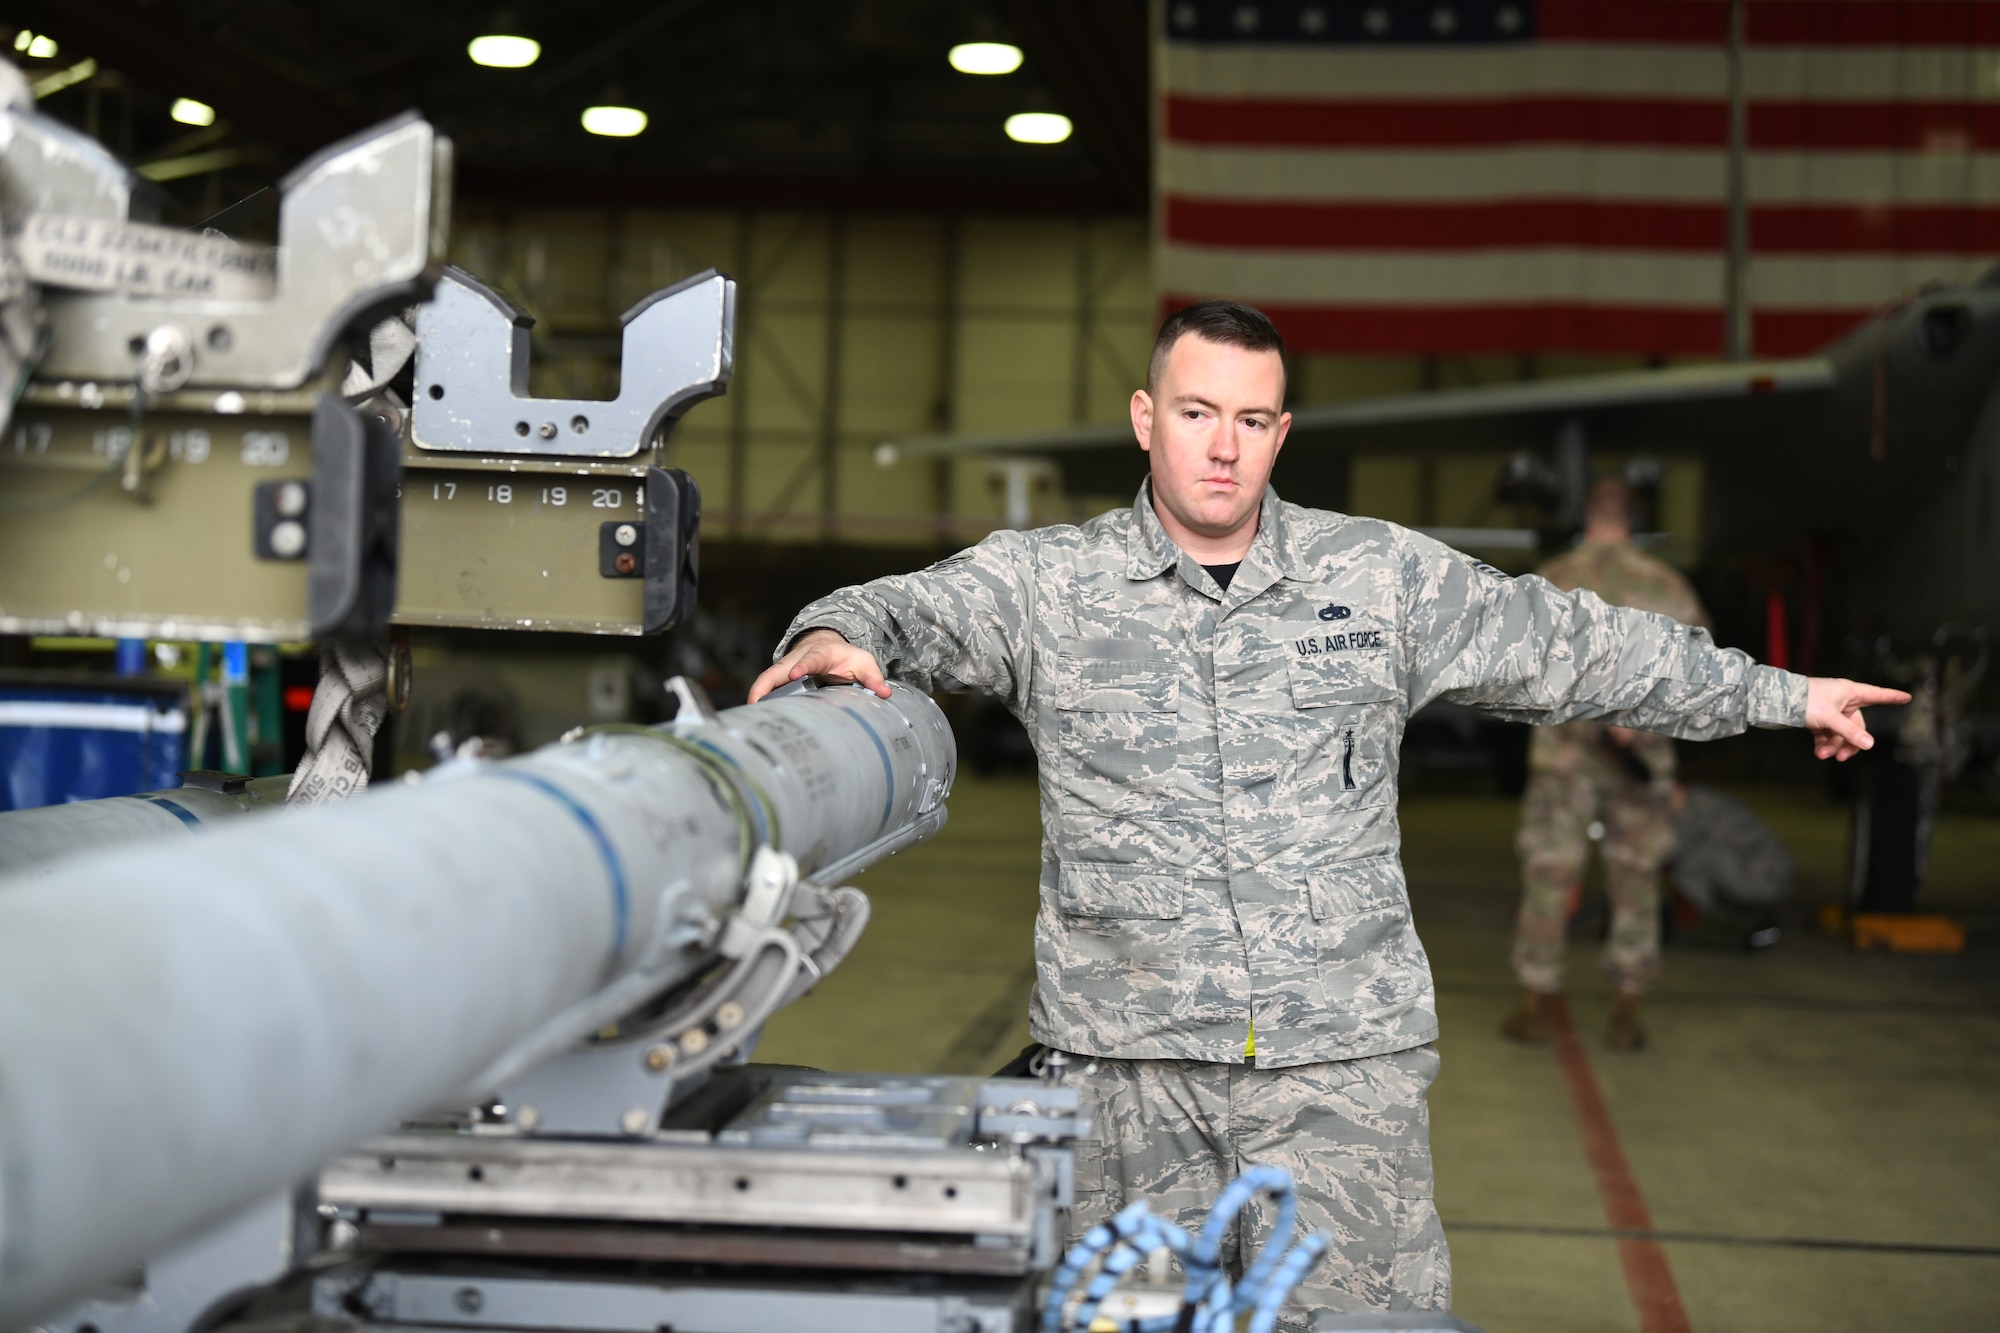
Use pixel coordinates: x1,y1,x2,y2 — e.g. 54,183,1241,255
1317,603,1352,621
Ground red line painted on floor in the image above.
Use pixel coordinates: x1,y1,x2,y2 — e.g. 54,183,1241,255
1545,996,1695,1333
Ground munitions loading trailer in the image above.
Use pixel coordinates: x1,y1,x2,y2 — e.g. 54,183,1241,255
0,78,1088,1333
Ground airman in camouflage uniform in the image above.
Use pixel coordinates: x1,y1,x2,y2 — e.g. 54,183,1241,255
751,303,1894,1327
1507,484,1710,1050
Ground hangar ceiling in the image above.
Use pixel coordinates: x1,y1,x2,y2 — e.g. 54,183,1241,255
12,0,1148,222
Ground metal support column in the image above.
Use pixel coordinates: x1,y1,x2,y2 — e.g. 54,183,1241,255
1723,0,1752,361
818,215,847,541
1072,219,1095,425
729,211,753,537
933,217,962,540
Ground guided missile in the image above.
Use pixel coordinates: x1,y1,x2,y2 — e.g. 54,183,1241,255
0,679,955,1325
0,774,291,879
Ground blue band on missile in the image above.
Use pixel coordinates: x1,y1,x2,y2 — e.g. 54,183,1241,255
145,797,202,831
490,772,630,956
683,735,773,846
827,701,895,837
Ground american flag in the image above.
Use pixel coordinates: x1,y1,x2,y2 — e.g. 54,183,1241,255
1156,0,2000,356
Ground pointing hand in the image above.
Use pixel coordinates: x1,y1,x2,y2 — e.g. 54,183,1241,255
1804,677,1912,762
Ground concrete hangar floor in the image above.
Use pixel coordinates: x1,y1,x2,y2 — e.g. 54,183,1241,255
755,774,2000,1332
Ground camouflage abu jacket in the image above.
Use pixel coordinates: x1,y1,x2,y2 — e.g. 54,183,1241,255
780,484,1807,1067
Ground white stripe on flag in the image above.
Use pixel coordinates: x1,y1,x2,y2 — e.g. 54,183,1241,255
1158,247,1990,308
1161,246,1723,306
1161,144,2000,206
1746,253,1993,307
0,702,188,734
1163,144,1725,202
1164,43,2000,103
1165,42,1727,99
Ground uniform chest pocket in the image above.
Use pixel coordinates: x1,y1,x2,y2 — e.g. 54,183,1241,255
1056,658,1180,713
1285,652,1400,805
1054,657,1180,819
1287,653,1398,710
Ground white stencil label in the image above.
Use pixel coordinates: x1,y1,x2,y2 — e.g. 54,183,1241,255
13,214,278,301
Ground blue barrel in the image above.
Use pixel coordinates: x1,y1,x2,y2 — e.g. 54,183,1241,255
0,674,189,811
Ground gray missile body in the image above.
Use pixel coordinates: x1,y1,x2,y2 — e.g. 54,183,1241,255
0,681,954,1326
0,775,292,879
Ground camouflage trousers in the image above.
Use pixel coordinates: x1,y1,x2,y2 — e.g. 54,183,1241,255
1063,1045,1450,1330
1512,763,1676,994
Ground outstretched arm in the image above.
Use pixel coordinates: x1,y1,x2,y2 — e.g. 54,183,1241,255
1603,675,1909,762
1805,677,1912,761
1404,533,1907,758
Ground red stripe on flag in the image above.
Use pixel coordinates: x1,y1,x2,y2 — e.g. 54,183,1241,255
1167,196,1723,250
1753,203,2000,253
1746,1,2000,46
1160,297,1872,357
1537,0,2000,46
1752,101,2000,152
1167,95,2000,152
1165,95,1725,149
1165,197,2000,255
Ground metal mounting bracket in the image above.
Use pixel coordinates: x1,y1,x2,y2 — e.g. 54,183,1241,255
410,267,734,460
496,922,804,1138
23,112,450,390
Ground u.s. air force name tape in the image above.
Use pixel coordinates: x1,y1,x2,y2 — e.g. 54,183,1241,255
12,214,277,301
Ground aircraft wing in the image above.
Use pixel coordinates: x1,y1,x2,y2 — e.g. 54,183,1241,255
872,356,1837,502
873,274,2000,643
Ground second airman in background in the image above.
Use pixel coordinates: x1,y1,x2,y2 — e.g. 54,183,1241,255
1505,476,1708,1051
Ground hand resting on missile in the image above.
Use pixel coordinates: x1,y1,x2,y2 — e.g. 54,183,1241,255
749,628,893,702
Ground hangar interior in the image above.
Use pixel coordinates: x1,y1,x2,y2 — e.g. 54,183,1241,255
0,3,1996,1333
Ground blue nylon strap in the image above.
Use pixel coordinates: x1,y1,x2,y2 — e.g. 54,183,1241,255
144,796,203,831
487,771,630,956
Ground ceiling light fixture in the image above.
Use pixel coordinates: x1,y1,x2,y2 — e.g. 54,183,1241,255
170,98,216,127
468,35,541,68
1004,112,1072,144
949,42,1023,76
581,105,647,138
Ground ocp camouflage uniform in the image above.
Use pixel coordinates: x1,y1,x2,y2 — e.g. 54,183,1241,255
1512,542,1710,995
781,483,1803,1324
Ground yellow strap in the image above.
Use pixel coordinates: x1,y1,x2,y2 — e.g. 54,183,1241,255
1245,1019,1255,1058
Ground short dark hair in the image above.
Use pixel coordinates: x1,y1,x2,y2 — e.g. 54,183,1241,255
1147,300,1287,394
